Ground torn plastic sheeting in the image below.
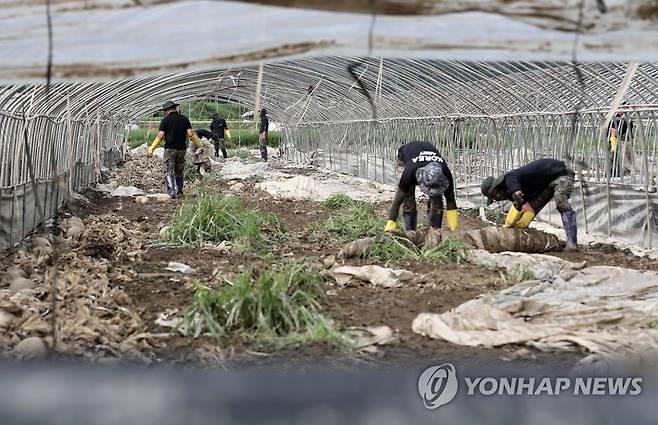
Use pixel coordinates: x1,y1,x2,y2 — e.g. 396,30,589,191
109,186,145,197
327,265,413,288
221,161,271,180
166,262,195,275
257,175,390,202
412,251,658,357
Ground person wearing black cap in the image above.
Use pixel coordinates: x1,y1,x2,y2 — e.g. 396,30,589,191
146,100,204,198
258,108,269,161
480,158,577,251
385,141,459,232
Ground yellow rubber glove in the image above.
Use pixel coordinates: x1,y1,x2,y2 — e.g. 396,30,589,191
446,209,459,231
515,211,536,228
503,207,523,228
384,220,397,232
610,135,618,153
226,129,232,140
190,132,204,149
147,136,162,158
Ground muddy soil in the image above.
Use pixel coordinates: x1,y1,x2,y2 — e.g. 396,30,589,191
1,155,650,369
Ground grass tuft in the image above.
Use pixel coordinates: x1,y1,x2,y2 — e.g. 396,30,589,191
314,195,385,241
361,235,470,266
178,263,345,345
502,264,535,284
164,191,282,252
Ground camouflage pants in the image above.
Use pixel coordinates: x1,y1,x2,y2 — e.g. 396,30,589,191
401,186,444,214
530,171,575,214
163,149,186,178
259,134,268,160
213,137,227,158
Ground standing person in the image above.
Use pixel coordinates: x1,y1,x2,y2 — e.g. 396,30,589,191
258,108,269,161
608,107,633,177
210,112,231,159
147,100,204,198
480,158,578,251
384,141,459,232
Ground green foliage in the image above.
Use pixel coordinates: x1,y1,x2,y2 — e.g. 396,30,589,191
502,264,536,284
314,195,385,242
128,128,153,148
229,149,251,160
323,193,360,210
183,162,198,183
648,320,658,329
164,192,282,251
362,235,470,266
225,128,281,148
178,263,344,345
148,101,244,121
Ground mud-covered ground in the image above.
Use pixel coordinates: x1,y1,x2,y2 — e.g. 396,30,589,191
1,153,655,369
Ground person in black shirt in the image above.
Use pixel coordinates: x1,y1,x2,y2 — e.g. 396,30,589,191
258,109,269,161
608,108,633,177
147,100,204,198
481,158,577,251
385,141,459,232
210,113,231,159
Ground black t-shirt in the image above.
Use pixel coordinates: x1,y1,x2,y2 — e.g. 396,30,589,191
396,141,456,209
609,115,633,141
210,118,228,138
500,159,569,201
159,112,192,150
259,115,269,134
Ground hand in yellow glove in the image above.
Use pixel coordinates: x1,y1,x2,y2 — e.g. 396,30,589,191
384,220,397,232
610,135,618,153
515,211,536,228
190,132,204,149
503,207,523,228
226,129,232,140
147,137,162,158
446,209,459,231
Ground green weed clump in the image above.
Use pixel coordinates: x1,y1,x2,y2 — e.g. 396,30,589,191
362,235,470,266
502,264,535,284
179,263,344,345
164,192,282,251
315,194,385,241
229,149,251,160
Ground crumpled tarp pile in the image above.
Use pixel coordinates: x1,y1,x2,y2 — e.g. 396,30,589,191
412,250,658,361
0,213,154,362
327,265,414,288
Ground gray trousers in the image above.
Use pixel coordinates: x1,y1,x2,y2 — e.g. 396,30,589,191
401,186,444,215
530,171,575,214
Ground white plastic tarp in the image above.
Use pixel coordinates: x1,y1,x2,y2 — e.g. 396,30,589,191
412,250,658,359
4,0,658,81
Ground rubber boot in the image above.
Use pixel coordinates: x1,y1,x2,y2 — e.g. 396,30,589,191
428,210,444,229
175,177,184,196
402,211,417,231
165,175,177,198
561,210,578,252
260,147,268,161
222,148,228,159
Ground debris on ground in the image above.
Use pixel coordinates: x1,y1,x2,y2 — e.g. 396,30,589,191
345,325,399,354
166,262,195,275
109,186,146,197
412,250,658,362
327,265,413,288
